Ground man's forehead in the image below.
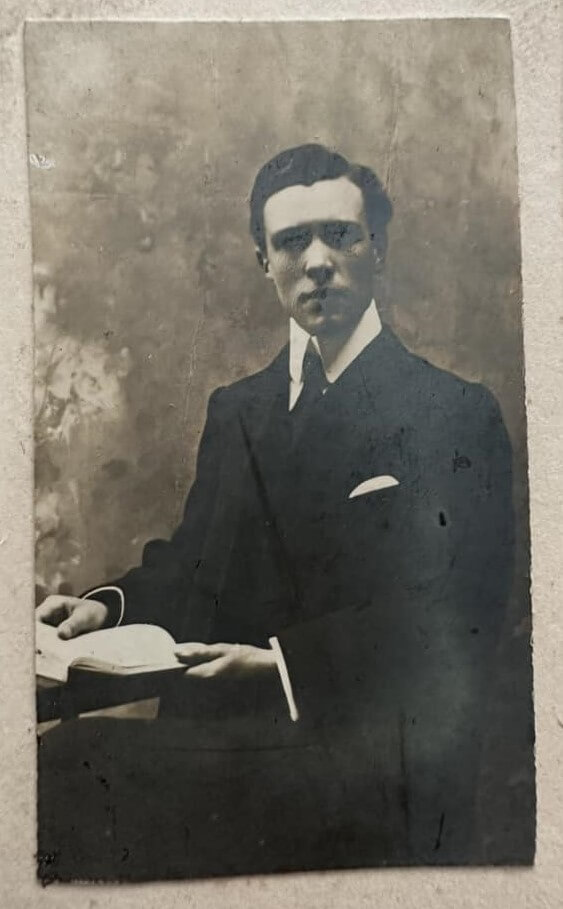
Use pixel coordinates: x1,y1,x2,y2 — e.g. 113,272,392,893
263,176,366,235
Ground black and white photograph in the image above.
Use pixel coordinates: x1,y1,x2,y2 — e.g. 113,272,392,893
29,19,535,882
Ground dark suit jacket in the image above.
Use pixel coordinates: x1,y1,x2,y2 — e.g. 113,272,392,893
100,326,514,864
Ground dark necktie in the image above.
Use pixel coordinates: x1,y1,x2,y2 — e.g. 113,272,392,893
290,343,328,440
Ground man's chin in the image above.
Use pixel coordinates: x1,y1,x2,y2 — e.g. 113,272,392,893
296,310,354,338
291,294,370,337
292,303,342,334
298,312,331,334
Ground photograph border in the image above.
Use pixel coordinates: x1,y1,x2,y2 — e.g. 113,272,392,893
0,2,561,907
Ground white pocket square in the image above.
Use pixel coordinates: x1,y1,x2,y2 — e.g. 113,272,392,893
349,475,399,499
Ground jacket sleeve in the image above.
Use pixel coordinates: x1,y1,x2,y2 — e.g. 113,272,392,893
83,387,227,639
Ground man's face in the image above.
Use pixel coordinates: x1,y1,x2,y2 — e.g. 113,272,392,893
261,176,376,337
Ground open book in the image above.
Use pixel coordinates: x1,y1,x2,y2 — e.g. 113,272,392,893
36,622,184,683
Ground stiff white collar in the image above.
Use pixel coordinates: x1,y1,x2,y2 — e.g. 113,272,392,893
288,300,382,410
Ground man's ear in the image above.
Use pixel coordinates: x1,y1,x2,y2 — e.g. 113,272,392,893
255,246,273,280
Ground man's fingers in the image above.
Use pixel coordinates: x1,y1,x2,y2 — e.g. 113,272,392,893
57,605,96,640
35,603,63,626
174,642,231,665
35,596,72,626
185,655,230,678
57,618,80,640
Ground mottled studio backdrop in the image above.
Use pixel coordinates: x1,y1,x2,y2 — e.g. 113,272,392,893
27,19,533,856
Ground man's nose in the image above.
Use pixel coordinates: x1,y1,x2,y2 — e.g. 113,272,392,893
304,238,335,284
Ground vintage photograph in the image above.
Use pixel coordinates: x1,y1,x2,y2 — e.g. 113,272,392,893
28,19,535,881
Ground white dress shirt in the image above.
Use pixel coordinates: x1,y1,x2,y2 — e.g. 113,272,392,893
288,299,382,410
85,300,383,723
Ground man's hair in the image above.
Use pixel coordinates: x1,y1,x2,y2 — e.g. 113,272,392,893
250,143,393,256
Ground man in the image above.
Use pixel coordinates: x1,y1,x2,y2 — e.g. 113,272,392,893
37,144,514,880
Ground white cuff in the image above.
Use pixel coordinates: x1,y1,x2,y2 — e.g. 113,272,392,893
82,585,125,627
269,636,299,722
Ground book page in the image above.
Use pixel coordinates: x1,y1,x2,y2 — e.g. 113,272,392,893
35,623,179,682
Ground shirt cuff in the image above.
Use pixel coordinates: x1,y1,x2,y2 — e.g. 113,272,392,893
269,635,299,722
81,585,125,627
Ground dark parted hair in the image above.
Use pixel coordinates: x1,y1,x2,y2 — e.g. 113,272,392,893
250,143,393,256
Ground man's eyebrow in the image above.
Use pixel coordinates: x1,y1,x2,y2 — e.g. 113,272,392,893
270,219,360,239
268,225,312,247
271,225,310,237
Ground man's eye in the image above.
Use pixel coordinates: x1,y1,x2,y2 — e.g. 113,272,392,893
323,223,361,249
278,230,311,252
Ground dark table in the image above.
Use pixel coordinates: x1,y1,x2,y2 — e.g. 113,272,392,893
37,667,182,723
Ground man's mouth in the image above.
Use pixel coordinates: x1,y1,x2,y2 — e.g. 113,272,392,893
300,288,342,307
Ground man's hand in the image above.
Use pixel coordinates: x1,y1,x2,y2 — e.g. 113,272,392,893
36,595,109,640
174,642,277,680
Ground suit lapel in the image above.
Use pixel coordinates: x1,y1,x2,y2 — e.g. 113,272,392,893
352,326,415,418
288,327,415,477
235,326,416,504
234,346,306,614
236,344,290,478
346,327,420,483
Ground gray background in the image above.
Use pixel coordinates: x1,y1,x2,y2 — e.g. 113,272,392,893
27,15,533,866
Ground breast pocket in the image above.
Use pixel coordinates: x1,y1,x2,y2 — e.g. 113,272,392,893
343,476,404,542
348,474,400,499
